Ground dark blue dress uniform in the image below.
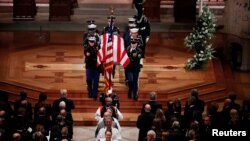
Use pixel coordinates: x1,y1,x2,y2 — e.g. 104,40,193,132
126,40,143,100
84,37,100,100
124,28,144,83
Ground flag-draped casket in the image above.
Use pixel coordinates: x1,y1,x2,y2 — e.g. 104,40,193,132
97,33,130,91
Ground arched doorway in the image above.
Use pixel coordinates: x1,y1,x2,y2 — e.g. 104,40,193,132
231,42,243,70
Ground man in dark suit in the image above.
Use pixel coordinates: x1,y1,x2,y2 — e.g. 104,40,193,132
191,89,205,113
141,91,162,114
0,90,13,120
52,89,75,113
137,104,155,141
200,116,213,141
13,91,33,120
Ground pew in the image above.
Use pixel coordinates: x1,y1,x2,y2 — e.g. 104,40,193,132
13,0,37,20
49,0,72,21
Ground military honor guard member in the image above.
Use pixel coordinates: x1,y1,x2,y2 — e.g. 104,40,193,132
83,21,101,48
84,36,100,100
136,10,151,67
103,15,120,35
133,0,146,20
124,28,143,84
123,17,138,49
126,38,143,100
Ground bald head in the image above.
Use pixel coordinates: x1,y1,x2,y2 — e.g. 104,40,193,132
60,89,68,98
38,106,46,116
224,98,232,106
144,104,151,112
0,110,5,117
12,132,21,141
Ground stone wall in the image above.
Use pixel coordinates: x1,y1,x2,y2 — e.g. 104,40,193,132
223,0,250,35
222,0,250,71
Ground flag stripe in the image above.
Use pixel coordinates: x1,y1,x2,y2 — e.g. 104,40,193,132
117,35,121,63
112,36,118,63
97,33,130,91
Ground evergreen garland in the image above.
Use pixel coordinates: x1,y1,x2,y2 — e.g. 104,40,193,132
184,6,216,70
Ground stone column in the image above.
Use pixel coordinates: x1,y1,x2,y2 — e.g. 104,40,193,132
199,0,203,16
241,37,250,71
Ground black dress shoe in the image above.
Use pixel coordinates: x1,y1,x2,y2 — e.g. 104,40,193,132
133,96,138,101
88,93,92,98
125,80,128,86
128,92,132,99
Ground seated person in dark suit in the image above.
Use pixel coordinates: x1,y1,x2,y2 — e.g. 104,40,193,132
34,92,52,120
14,91,33,120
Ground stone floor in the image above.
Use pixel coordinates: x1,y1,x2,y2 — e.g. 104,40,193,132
72,126,138,141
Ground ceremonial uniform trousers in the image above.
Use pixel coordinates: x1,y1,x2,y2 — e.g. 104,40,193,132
86,68,100,98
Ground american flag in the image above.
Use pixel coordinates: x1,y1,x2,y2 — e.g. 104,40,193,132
97,34,130,91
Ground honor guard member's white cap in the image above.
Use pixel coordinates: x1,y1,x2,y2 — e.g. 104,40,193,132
128,17,136,23
88,24,97,31
128,17,136,27
88,36,96,42
130,28,139,33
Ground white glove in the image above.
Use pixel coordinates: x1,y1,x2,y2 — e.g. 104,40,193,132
146,36,150,43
